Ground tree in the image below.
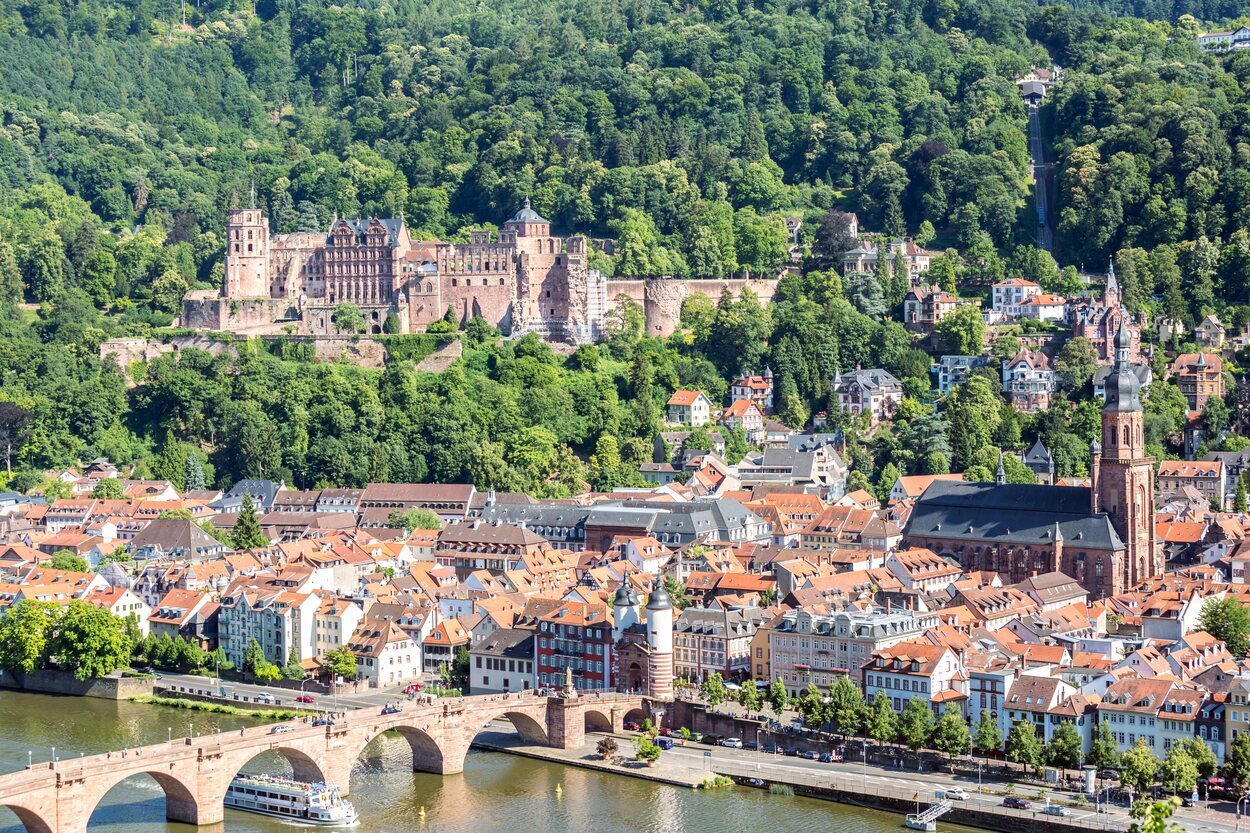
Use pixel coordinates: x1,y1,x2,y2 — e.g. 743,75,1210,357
737,680,762,715
1120,739,1160,793
767,678,789,715
1056,337,1098,392
866,690,898,746
322,647,358,681
282,645,305,680
386,508,442,531
90,478,124,499
49,550,90,573
1004,720,1044,772
252,661,282,683
661,575,688,610
1160,745,1199,795
1047,720,1084,773
243,637,265,674
50,601,131,680
797,683,826,728
1088,721,1121,771
184,454,206,492
934,305,985,355
231,493,268,550
700,671,727,707
0,402,32,477
932,705,971,760
1223,730,1250,787
828,674,866,738
0,600,58,673
1237,480,1248,514
332,302,366,334
1178,738,1217,780
973,709,1003,759
1198,596,1250,656
633,734,662,763
900,697,936,752
596,737,619,759
945,376,1002,467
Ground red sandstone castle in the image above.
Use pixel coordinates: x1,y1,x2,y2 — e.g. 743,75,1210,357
183,203,780,343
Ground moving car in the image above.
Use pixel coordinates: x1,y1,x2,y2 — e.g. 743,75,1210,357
1041,805,1071,816
295,695,315,704
1002,797,1031,810
801,750,819,760
269,725,294,734
942,788,969,801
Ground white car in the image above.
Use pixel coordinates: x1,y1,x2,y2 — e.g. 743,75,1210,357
942,788,969,801
1041,805,1071,816
722,737,744,749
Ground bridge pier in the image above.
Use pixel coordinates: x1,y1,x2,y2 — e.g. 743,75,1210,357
545,700,585,751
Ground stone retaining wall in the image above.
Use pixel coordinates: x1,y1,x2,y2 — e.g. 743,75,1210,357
0,669,154,699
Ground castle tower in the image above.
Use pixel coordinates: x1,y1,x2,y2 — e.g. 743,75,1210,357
611,584,641,642
645,585,674,700
1095,314,1157,594
223,209,270,298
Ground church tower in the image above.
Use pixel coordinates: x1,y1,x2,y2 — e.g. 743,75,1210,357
1094,315,1157,594
223,208,270,298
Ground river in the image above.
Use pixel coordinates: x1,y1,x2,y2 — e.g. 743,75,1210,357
0,690,979,833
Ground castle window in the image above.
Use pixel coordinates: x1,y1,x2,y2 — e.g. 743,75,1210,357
452,279,457,287
500,278,505,285
247,244,253,253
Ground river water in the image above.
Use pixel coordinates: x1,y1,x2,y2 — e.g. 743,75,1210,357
0,690,976,833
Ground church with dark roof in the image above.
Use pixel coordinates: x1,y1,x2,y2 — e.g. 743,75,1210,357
905,318,1160,599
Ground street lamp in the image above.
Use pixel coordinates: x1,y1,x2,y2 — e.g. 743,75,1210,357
51,747,56,764
863,741,868,790
756,729,762,772
168,727,172,745
26,751,31,768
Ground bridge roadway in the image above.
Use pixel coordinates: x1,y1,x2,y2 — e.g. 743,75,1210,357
0,691,649,833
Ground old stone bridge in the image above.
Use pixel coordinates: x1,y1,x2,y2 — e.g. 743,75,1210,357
0,691,651,833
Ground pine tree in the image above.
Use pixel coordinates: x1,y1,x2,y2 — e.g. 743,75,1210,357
184,453,206,492
231,493,267,550
243,637,265,674
1236,480,1247,514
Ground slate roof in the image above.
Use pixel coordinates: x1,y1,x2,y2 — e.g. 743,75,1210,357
905,480,1124,550
328,217,406,246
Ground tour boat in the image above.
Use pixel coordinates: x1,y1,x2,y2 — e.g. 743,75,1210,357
225,773,358,826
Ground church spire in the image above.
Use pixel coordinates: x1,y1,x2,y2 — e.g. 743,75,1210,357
996,453,1007,486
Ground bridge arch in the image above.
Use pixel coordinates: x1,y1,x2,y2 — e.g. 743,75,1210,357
481,708,550,747
584,708,613,734
83,768,200,829
623,707,648,727
0,804,53,833
352,722,447,776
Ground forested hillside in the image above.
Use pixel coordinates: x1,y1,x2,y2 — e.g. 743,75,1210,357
0,0,1246,496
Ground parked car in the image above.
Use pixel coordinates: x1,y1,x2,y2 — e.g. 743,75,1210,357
783,747,800,757
801,750,819,760
295,694,315,704
624,721,641,732
1100,768,1121,780
1041,805,1071,817
658,727,672,737
942,788,969,801
744,741,758,751
689,732,703,743
763,745,779,755
723,737,744,749
657,737,675,750
1002,798,1031,810
818,752,835,763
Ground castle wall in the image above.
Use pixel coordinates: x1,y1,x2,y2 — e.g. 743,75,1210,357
606,278,782,337
181,292,299,332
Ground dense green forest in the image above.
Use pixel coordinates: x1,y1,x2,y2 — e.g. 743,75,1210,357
0,0,1246,495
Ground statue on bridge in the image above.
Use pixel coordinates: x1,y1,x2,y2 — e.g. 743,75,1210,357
562,666,577,699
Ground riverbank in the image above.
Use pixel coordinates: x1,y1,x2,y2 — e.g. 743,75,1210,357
470,731,708,788
130,694,305,720
472,728,1128,833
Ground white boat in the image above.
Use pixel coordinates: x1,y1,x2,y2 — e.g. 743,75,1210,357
225,773,358,825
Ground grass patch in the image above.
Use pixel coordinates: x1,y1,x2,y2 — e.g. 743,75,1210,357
132,695,301,720
769,784,795,796
701,775,734,789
